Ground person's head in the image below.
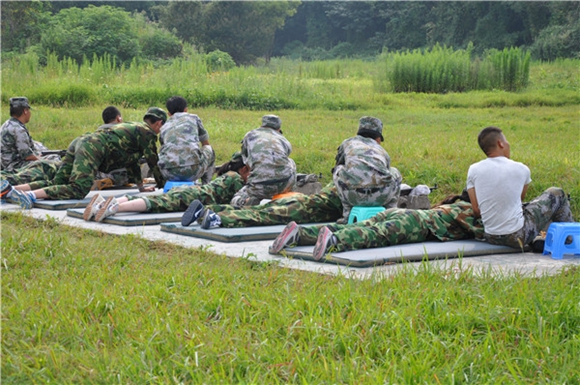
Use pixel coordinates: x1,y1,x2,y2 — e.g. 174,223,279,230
477,126,510,158
261,115,282,132
357,116,384,142
437,189,471,206
166,96,188,115
216,151,250,181
10,97,32,123
143,107,167,134
102,106,122,124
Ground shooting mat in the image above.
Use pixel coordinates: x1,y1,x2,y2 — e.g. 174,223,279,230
67,208,182,226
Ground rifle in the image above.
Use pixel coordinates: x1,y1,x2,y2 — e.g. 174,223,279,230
400,183,438,196
41,150,67,158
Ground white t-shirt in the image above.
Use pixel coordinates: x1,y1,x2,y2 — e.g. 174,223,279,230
466,156,531,235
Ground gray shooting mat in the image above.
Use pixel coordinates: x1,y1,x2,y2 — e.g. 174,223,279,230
270,240,521,267
67,208,182,226
33,190,140,210
160,223,331,243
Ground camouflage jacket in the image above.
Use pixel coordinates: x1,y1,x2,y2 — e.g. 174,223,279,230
334,135,394,188
0,118,37,171
241,127,295,185
158,113,209,169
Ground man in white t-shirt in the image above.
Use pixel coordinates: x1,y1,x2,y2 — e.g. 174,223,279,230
466,126,573,249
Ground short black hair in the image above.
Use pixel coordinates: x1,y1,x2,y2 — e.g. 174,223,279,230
358,130,382,141
166,96,187,115
478,126,503,155
10,105,28,118
102,106,121,124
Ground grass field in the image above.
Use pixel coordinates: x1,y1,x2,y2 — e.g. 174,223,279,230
1,58,579,383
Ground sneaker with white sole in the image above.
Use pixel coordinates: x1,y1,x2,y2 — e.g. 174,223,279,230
83,194,105,221
94,196,119,222
313,226,337,261
9,189,34,210
181,199,205,227
201,209,221,229
0,179,12,199
271,221,300,253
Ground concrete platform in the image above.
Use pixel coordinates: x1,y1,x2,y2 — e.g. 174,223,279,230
2,189,579,279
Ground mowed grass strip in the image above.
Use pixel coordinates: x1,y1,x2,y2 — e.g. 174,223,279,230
2,212,579,383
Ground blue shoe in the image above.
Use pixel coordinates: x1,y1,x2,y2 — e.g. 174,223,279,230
0,179,12,199
9,189,34,210
201,209,221,229
181,199,205,227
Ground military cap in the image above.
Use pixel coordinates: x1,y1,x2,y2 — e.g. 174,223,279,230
230,151,243,164
261,115,282,130
10,97,32,109
144,107,167,124
357,116,384,141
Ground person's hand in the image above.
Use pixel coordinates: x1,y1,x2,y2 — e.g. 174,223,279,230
138,185,156,192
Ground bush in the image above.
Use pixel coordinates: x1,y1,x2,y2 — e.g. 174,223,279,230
205,50,236,73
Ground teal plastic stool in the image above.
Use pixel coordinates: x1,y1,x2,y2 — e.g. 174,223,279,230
542,222,580,260
348,206,385,224
163,180,195,193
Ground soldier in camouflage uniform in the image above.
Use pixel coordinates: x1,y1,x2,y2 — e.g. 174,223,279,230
4,107,167,206
158,96,215,184
231,115,296,207
83,152,249,221
271,199,484,259
467,126,573,249
333,116,402,224
1,97,43,171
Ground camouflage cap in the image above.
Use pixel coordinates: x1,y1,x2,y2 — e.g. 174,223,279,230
143,107,167,124
10,97,32,109
261,115,281,130
357,116,384,141
230,151,243,164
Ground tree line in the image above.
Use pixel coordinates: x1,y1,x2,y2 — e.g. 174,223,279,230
2,1,578,66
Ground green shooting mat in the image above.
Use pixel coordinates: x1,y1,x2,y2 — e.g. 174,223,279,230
269,240,521,267
33,191,140,210
67,208,182,226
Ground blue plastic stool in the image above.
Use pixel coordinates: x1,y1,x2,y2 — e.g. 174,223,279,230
348,206,386,224
163,180,195,193
542,222,580,260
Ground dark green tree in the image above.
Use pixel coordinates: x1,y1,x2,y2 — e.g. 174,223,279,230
1,1,51,53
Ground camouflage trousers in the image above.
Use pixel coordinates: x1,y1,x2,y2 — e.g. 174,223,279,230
0,159,60,185
160,146,215,184
97,169,129,187
334,166,403,222
208,182,343,228
28,135,107,200
485,187,574,249
230,174,296,207
296,201,484,252
127,171,244,213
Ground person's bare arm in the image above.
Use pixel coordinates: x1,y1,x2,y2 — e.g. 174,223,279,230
521,184,529,202
201,139,210,146
467,187,480,218
24,154,40,161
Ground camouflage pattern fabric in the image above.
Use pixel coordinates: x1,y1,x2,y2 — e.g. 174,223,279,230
0,118,38,171
208,181,343,228
485,187,574,249
295,201,484,252
333,136,402,220
126,171,244,213
158,113,215,182
237,126,296,204
0,159,59,185
28,121,163,200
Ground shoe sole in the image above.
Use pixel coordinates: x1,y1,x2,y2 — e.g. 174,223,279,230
83,195,103,221
271,221,299,254
95,196,115,222
10,189,33,210
201,210,220,229
313,227,332,261
181,200,204,227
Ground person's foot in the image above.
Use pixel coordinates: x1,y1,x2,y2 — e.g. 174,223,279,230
0,179,12,199
201,209,221,229
9,189,34,210
95,196,119,222
312,226,337,261
83,194,105,221
181,199,205,226
531,235,545,253
271,221,300,253
92,178,114,191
